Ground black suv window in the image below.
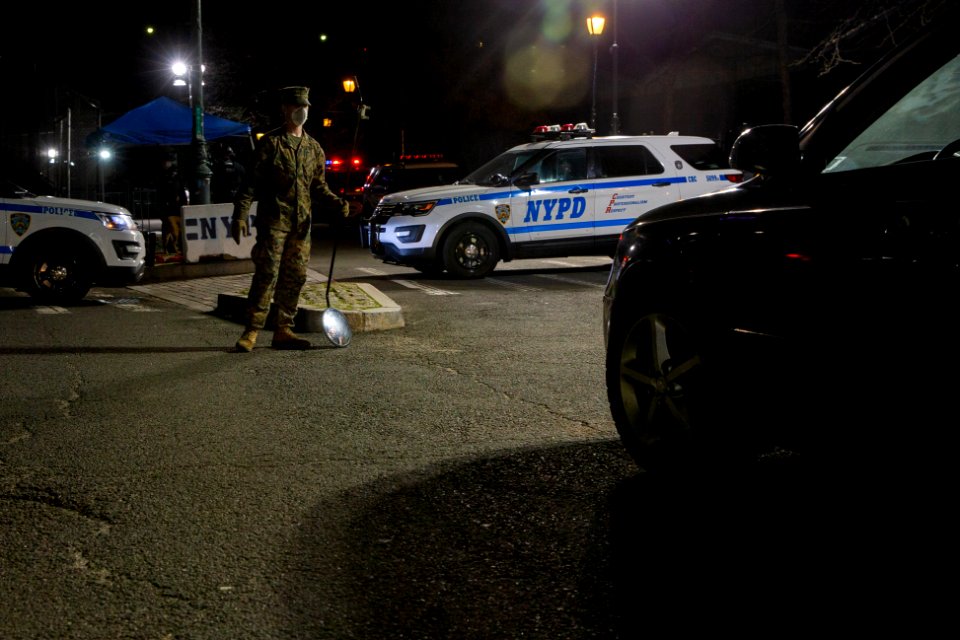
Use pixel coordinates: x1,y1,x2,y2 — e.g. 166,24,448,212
592,145,665,178
671,143,729,170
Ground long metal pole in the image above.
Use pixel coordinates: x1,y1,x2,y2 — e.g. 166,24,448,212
192,0,212,204
590,38,599,130
611,0,620,135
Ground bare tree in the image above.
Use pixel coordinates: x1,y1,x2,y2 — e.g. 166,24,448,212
797,0,950,76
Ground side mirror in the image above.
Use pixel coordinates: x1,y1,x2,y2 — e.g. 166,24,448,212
729,124,800,178
512,172,539,188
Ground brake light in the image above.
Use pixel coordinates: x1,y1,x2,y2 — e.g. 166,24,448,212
723,173,744,183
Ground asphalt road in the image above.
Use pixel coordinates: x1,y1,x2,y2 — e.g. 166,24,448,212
0,232,951,638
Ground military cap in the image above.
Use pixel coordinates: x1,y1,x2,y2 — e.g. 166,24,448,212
280,86,311,106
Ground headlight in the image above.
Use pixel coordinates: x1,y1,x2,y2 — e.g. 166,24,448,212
97,212,137,231
398,201,437,216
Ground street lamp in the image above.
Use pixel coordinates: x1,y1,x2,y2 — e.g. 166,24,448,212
586,14,606,131
342,76,367,206
611,0,621,135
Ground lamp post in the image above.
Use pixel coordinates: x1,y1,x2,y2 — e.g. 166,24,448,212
611,0,620,135
97,148,111,202
342,77,367,210
586,14,606,131
191,0,212,205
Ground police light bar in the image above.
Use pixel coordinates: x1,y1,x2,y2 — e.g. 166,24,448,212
531,122,594,141
326,157,364,171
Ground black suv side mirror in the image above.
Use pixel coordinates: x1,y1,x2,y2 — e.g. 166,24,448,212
729,124,800,178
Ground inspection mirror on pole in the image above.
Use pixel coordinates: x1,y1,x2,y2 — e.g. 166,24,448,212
321,275,351,347
322,74,367,348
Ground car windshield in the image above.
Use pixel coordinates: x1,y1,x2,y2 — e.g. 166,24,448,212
824,52,960,172
1,176,51,198
460,149,544,186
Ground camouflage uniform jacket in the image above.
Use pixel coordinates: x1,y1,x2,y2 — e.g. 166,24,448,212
232,130,344,232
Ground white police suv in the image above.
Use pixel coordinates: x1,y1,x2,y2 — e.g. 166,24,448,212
1,178,146,303
364,124,742,278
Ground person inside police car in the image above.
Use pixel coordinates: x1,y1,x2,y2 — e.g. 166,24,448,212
230,86,352,352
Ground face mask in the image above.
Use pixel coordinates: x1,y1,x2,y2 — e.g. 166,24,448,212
291,107,308,126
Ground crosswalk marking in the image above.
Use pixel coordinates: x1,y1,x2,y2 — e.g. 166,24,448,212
357,267,388,276
485,278,542,292
392,280,459,296
115,303,161,312
534,273,606,288
541,259,582,267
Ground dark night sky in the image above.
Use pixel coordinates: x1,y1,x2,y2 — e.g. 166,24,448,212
1,0,938,171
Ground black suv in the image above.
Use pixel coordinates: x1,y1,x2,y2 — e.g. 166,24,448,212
603,7,960,474
360,159,461,218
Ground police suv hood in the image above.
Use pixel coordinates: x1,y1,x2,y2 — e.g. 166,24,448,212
379,183,491,204
24,194,133,216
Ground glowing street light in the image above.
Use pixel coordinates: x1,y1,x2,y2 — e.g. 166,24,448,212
586,14,606,131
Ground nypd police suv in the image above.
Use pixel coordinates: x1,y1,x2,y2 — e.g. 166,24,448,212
364,124,742,278
1,179,146,303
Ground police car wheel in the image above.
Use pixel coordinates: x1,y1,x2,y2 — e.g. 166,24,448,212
441,222,499,279
605,303,755,474
23,245,92,304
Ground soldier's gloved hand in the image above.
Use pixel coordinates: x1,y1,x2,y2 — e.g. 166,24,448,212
231,219,247,244
341,200,352,218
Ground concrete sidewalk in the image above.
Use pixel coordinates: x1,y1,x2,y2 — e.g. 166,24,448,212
130,261,404,333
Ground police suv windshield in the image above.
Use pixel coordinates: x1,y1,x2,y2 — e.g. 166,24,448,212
460,149,545,186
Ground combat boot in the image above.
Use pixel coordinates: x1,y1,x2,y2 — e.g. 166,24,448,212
235,329,258,352
272,327,311,350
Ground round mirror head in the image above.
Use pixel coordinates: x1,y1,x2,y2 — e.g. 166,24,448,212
322,308,352,347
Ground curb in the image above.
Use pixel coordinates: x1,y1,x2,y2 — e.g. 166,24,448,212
141,258,255,284
215,281,404,333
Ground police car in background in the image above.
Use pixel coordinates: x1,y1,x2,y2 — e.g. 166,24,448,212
364,124,742,277
1,178,146,303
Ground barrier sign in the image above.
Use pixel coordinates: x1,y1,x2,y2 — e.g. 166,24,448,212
180,202,257,263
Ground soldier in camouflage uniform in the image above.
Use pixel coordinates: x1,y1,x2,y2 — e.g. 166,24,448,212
230,86,350,351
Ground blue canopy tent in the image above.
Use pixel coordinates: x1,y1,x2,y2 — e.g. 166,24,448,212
89,96,252,146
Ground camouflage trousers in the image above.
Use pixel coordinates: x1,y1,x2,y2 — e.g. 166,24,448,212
244,225,311,331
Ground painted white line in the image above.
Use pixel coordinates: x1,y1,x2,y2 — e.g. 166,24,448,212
534,274,606,288
485,278,542,292
392,280,459,296
357,267,389,276
541,259,581,267
116,304,161,312
36,306,69,314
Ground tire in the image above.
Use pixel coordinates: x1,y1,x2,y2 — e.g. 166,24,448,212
22,244,93,304
441,222,499,278
605,302,739,473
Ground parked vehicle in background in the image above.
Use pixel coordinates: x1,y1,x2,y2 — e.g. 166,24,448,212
360,156,462,219
602,8,960,474
364,127,741,278
0,177,146,303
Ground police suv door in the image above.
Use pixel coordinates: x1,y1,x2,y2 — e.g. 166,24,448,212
591,143,680,248
511,148,595,246
0,191,13,267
